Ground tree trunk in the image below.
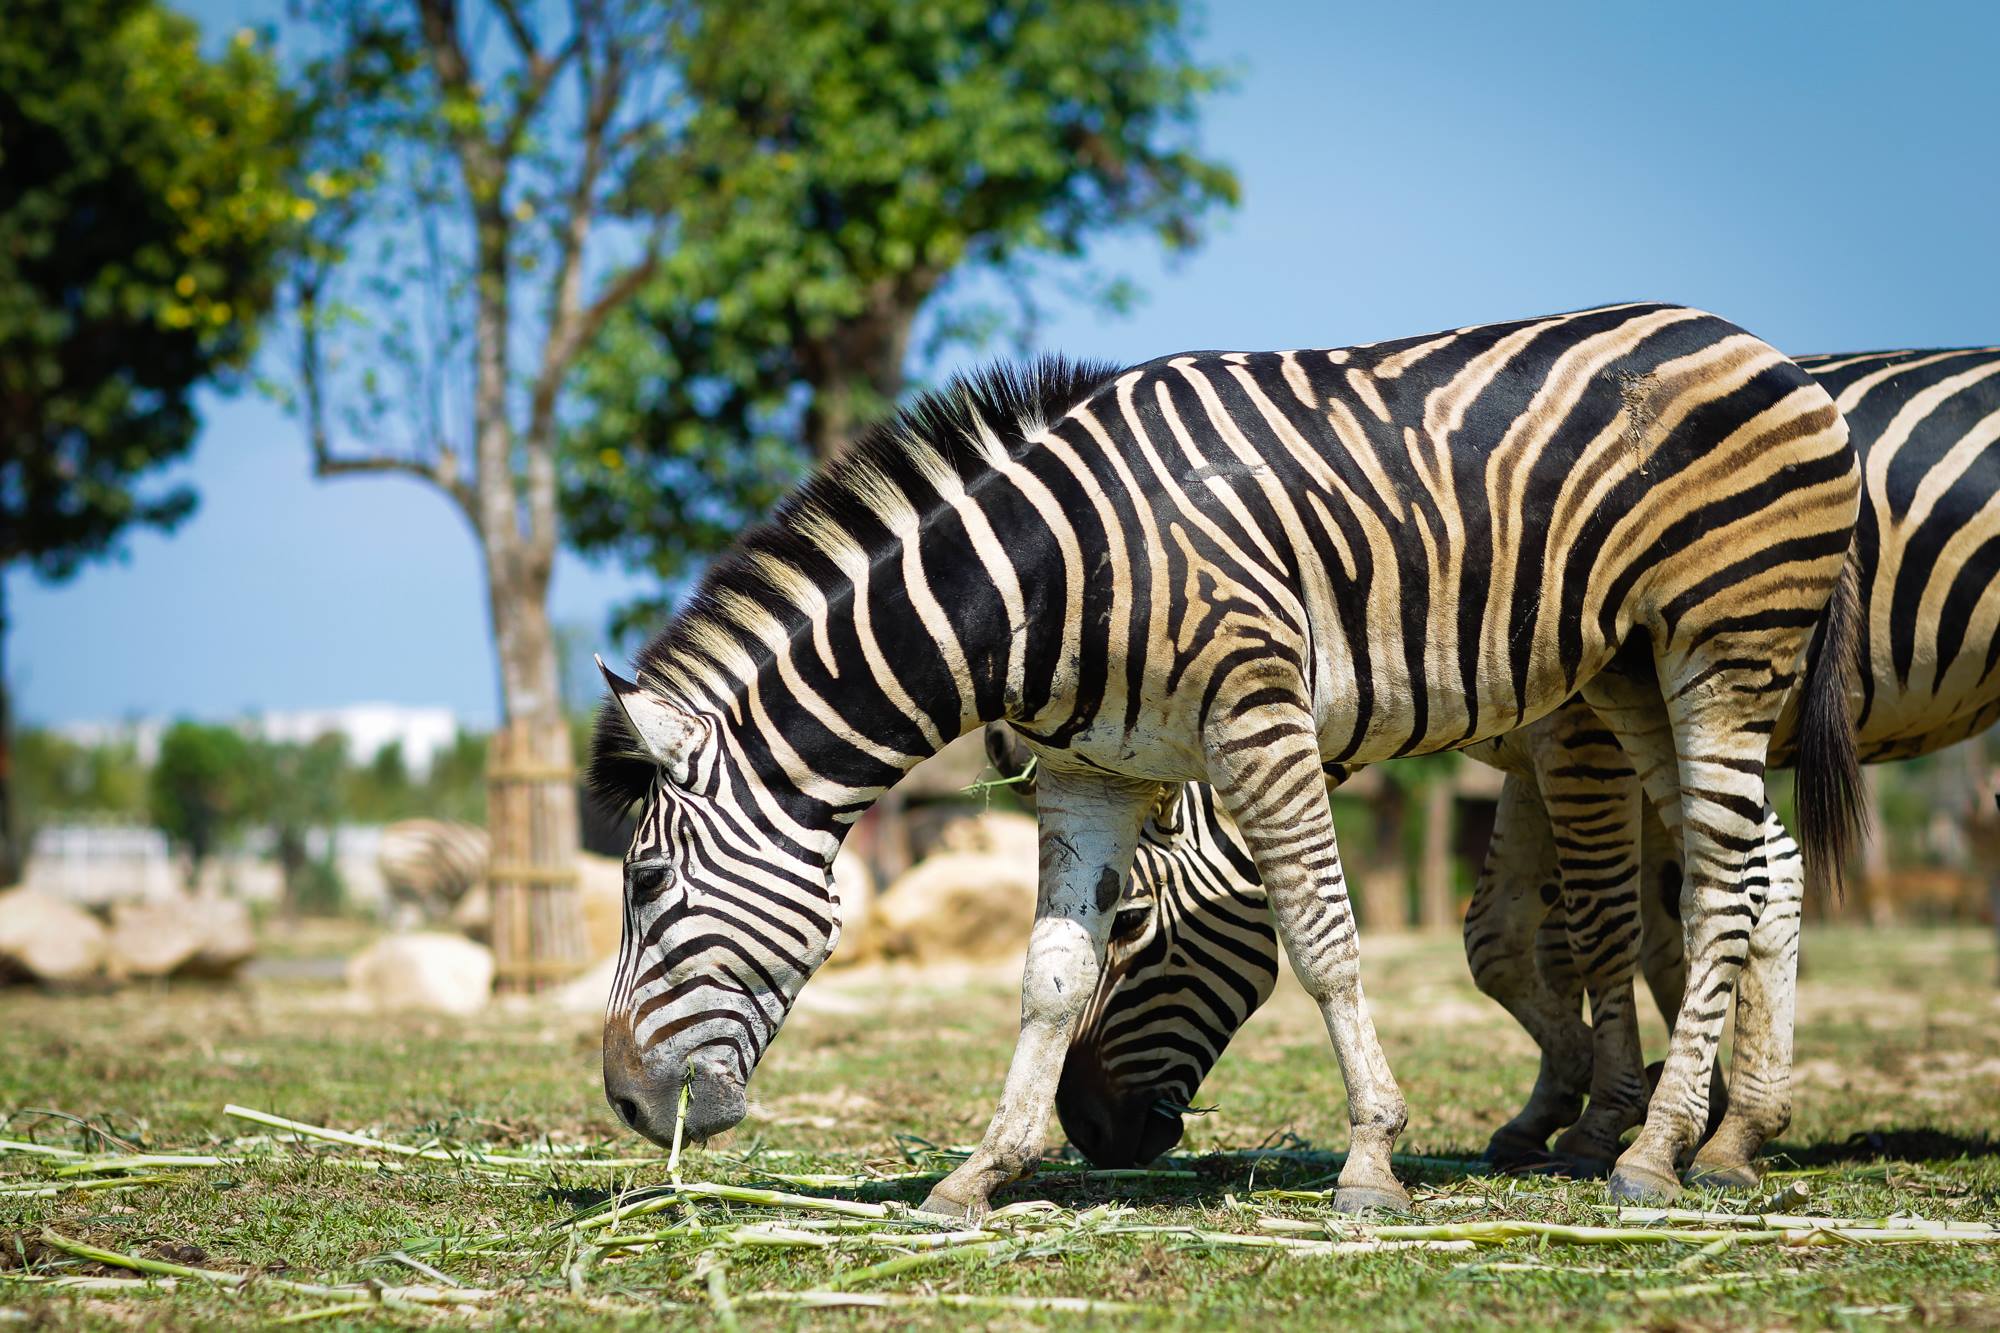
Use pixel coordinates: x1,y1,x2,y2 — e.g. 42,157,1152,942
0,573,17,887
1855,764,1895,926
799,278,928,462
1358,782,1410,933
483,553,587,990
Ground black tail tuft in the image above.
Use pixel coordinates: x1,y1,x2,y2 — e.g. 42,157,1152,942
1795,545,1867,900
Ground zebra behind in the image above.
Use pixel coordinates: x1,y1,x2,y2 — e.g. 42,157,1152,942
588,302,1859,1218
376,818,488,924
1056,345,1999,1193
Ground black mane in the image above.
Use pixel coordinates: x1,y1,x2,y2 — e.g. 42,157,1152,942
586,354,1124,814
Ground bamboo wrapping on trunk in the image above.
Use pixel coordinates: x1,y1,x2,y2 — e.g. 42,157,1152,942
488,720,588,991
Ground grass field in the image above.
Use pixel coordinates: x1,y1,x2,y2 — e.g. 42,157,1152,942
3,925,1997,1329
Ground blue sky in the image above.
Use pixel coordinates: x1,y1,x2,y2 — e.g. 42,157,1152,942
13,1,2000,727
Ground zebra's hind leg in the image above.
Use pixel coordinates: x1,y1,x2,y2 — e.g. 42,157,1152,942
1587,659,1784,1205
918,766,1159,1223
1208,696,1409,1214
1686,806,1800,1191
1463,774,1593,1169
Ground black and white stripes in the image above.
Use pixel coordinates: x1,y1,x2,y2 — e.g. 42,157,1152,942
589,302,1860,1216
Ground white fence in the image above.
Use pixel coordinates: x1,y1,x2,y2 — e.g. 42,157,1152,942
23,822,392,910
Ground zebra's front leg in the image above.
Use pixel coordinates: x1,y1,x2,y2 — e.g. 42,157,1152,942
1686,806,1800,1190
1209,701,1410,1214
919,767,1159,1223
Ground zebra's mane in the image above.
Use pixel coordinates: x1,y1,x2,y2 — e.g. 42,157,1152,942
586,354,1124,815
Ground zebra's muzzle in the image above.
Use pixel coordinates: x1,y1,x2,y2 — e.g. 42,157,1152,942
1053,1047,1188,1169
603,1026,746,1148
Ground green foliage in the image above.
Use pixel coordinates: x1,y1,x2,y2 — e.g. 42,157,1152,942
339,733,488,826
561,0,1237,624
147,721,254,877
244,734,348,912
11,728,148,828
0,0,301,579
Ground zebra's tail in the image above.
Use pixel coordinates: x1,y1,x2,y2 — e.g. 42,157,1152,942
1794,542,1867,901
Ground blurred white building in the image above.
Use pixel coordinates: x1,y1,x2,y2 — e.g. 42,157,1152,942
58,703,463,775
249,704,461,775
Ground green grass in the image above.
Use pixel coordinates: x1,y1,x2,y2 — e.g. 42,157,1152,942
2,926,1997,1329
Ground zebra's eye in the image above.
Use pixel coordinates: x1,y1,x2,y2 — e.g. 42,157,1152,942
627,862,674,901
1110,902,1153,942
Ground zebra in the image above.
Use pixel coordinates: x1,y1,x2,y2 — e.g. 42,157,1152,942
1053,346,2000,1189
375,818,489,924
587,302,1861,1220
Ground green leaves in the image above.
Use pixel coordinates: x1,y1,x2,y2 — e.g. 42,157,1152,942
562,0,1237,611
0,0,301,579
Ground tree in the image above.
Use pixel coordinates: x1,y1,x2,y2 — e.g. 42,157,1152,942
149,721,254,887
561,0,1236,621
0,0,300,884
244,734,348,913
282,0,683,981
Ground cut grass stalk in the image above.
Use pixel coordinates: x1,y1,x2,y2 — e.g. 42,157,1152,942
222,1104,656,1174
1617,1207,1996,1233
52,1154,229,1176
734,1290,1153,1315
34,1231,493,1308
569,1181,896,1231
825,1239,1011,1288
0,1138,83,1159
0,1174,176,1197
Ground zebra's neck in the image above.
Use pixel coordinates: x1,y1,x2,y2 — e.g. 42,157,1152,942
624,357,1128,859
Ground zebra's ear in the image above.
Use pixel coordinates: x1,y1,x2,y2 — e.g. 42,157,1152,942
596,655,705,786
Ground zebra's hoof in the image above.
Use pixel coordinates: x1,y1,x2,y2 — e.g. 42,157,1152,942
1607,1162,1681,1204
1483,1131,1555,1173
1333,1182,1412,1215
1546,1152,1616,1180
1684,1160,1761,1193
916,1187,988,1225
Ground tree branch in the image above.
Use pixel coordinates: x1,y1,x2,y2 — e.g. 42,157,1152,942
297,270,476,524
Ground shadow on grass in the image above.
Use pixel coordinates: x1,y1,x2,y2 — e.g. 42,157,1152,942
1767,1128,2000,1169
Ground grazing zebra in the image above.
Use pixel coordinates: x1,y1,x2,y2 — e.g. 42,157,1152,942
1056,346,2000,1190
376,818,489,923
588,302,1860,1219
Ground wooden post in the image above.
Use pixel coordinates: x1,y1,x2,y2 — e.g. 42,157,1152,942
487,719,588,992
1358,780,1411,933
1417,778,1455,931
1856,765,1895,926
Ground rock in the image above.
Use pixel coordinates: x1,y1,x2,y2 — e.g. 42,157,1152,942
104,895,255,980
105,899,201,979
0,887,108,984
871,851,1037,964
578,853,623,961
932,810,1038,864
346,932,494,1015
179,896,255,979
548,953,617,1015
826,845,876,967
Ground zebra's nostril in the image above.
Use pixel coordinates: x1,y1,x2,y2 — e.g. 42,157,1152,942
614,1097,641,1130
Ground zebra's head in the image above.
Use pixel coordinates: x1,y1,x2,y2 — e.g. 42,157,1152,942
1054,786,1280,1167
593,661,843,1150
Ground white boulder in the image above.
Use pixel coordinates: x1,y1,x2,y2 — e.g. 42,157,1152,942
346,932,494,1015
0,887,108,984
